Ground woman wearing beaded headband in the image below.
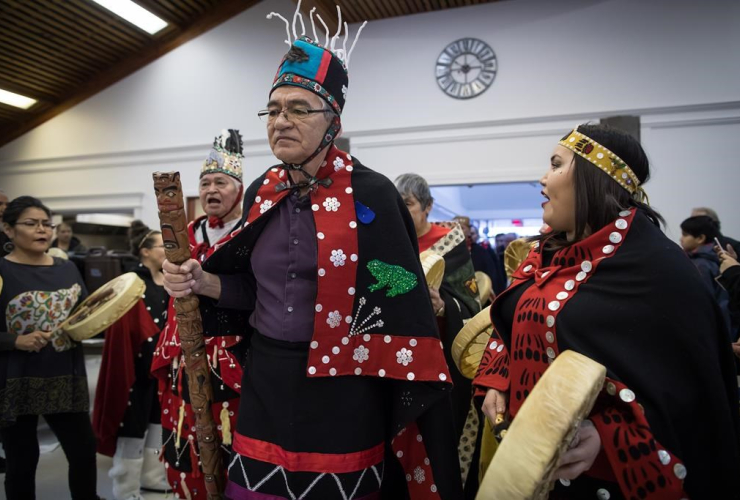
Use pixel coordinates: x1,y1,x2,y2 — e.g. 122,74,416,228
474,124,740,498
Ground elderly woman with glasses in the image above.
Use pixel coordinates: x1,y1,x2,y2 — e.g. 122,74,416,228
0,196,101,500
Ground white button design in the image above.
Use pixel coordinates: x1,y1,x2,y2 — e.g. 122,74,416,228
310,341,318,349
546,315,555,327
556,291,568,300
322,356,330,364
315,304,323,312
548,301,560,311
658,450,671,465
609,232,622,244
308,366,316,374
619,210,631,217
596,488,611,500
673,463,687,480
490,340,498,350
603,245,615,254
407,372,415,380
615,219,628,230
619,388,636,403
545,331,554,343
523,265,533,273
581,261,593,272
576,271,587,282
564,280,575,291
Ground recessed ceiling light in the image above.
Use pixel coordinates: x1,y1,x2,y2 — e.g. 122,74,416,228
0,88,37,110
90,0,168,35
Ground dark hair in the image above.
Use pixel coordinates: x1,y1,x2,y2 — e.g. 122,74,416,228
680,215,720,242
129,220,161,257
534,124,664,248
2,196,52,226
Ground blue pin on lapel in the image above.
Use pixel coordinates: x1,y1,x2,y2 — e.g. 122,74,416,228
355,201,375,224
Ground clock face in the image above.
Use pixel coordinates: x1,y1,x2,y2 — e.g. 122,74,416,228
436,38,497,99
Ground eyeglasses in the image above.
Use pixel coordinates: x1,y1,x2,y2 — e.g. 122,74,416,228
257,107,334,123
16,219,55,230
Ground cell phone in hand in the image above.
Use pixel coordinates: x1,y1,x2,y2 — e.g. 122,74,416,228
714,237,726,253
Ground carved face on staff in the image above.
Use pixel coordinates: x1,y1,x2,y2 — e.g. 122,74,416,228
154,172,184,213
153,172,187,253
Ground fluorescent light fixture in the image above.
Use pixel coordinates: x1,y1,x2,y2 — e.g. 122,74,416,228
90,0,168,35
0,88,37,109
76,214,134,227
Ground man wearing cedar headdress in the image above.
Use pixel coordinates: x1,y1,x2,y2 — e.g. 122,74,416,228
162,3,463,499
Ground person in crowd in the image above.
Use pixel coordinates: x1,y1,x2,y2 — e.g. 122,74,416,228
162,8,464,499
51,221,87,254
494,232,518,256
0,190,9,259
717,247,740,357
189,130,245,263
0,196,101,499
150,130,245,499
691,207,740,257
93,220,169,499
680,215,732,340
393,176,481,494
475,124,740,499
465,219,506,296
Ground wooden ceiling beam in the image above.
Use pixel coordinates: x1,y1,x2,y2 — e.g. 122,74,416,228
0,54,82,89
10,1,127,60
135,0,189,26
292,0,339,36
0,70,64,97
58,0,152,48
0,35,98,80
6,4,122,64
0,25,109,72
0,0,260,147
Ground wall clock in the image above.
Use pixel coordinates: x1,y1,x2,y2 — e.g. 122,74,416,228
435,38,497,99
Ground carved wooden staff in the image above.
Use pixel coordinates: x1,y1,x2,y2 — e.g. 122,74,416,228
153,172,224,499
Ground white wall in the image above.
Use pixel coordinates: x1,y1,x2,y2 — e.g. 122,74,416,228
0,0,738,240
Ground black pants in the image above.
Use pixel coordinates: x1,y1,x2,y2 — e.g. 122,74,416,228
0,412,98,500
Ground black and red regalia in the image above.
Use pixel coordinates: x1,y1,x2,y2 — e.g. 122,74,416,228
198,145,464,499
474,209,740,499
151,215,244,499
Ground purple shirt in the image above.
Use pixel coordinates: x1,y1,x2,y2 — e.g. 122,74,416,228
220,191,318,342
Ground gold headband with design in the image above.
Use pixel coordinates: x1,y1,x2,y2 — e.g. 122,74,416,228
559,129,646,201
